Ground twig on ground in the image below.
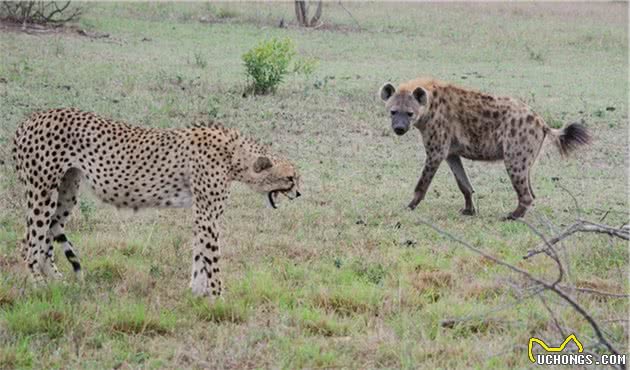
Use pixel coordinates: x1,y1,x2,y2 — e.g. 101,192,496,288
416,218,625,370
599,208,611,223
523,220,629,260
338,1,361,30
440,287,545,328
558,285,629,299
553,179,583,219
539,293,567,338
520,219,564,287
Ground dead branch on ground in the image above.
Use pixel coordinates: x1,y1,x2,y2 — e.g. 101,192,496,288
523,220,629,260
416,216,627,370
0,1,82,26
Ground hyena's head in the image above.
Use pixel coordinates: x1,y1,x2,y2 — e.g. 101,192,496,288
379,82,429,136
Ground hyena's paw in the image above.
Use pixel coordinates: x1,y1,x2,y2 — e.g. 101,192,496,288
407,199,420,210
460,207,476,216
502,213,520,221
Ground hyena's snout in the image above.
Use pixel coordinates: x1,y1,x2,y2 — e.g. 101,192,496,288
391,113,411,136
393,124,408,136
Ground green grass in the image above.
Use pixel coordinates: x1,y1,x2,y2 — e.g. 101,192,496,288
105,302,176,336
0,2,628,369
3,284,74,339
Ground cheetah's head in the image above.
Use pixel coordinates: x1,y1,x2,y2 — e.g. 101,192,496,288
234,149,301,209
380,82,429,136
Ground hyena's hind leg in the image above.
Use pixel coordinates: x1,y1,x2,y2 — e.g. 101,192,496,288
49,168,83,277
528,175,536,200
504,153,536,220
446,155,476,215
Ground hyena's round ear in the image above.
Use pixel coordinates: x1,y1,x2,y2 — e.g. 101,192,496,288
253,156,273,173
380,83,396,101
412,87,428,106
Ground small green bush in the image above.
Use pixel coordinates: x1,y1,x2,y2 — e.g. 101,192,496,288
293,57,319,77
242,37,296,95
0,338,32,369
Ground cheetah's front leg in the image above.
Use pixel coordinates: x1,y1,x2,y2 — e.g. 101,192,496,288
189,168,227,299
189,218,223,298
23,185,63,282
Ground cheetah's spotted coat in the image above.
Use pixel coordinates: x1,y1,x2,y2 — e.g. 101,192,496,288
13,108,301,297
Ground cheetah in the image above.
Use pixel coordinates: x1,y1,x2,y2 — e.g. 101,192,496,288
379,78,590,219
12,108,301,298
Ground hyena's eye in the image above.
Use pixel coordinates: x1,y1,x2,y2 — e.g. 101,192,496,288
390,110,397,116
406,112,413,117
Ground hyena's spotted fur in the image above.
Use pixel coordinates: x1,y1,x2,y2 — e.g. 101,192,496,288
380,78,590,219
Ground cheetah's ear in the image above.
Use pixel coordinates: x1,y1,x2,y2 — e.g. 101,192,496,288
253,156,273,173
412,87,428,106
380,83,395,101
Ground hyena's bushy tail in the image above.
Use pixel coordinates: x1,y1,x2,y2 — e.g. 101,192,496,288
546,121,591,157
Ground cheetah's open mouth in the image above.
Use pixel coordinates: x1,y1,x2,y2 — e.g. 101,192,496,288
267,191,279,209
267,188,301,209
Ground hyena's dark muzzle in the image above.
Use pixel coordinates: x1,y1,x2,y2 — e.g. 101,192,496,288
391,112,411,136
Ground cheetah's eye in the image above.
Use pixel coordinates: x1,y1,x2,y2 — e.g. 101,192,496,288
287,176,294,182
390,110,397,116
406,112,413,117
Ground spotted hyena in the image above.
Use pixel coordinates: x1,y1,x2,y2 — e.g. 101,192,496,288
379,78,590,219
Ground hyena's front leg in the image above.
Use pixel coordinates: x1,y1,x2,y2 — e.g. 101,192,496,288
408,138,449,210
408,159,443,210
446,155,476,215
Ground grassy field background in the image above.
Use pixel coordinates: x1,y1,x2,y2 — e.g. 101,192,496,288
0,2,628,369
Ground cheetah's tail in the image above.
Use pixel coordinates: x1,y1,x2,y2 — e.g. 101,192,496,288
546,120,591,157
12,120,28,184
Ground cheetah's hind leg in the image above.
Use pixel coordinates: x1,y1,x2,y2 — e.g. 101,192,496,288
49,168,83,279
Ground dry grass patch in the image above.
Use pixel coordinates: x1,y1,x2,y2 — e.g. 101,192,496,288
411,270,454,293
0,282,17,308
292,307,350,337
453,254,495,275
189,298,249,324
0,339,32,369
460,279,508,301
441,316,509,337
311,285,382,316
106,303,176,336
116,269,156,298
87,258,127,284
575,277,627,302
576,277,624,292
